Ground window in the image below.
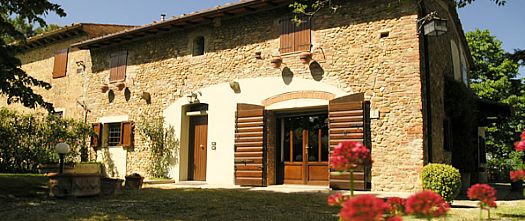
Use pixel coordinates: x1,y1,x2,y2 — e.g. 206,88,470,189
52,48,69,78
192,36,205,56
279,18,311,54
91,121,134,148
110,51,128,82
108,123,121,146
53,111,64,118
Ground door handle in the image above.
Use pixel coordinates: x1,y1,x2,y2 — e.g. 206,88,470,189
200,144,204,149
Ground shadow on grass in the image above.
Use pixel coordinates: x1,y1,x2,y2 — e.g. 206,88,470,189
0,187,339,221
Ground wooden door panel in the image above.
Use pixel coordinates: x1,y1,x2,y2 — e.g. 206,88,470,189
329,93,370,190
189,116,207,181
308,164,329,181
235,103,266,186
284,163,303,182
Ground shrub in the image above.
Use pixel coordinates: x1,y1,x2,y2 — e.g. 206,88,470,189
421,163,461,202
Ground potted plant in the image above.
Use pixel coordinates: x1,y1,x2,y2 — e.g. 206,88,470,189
101,84,109,93
116,82,126,91
270,55,283,68
299,51,312,64
101,177,124,195
125,173,144,190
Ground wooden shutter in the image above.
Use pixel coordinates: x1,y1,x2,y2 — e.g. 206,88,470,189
109,51,127,82
328,93,370,190
120,121,134,147
234,103,266,186
90,123,102,149
279,19,294,54
295,19,311,52
52,48,68,78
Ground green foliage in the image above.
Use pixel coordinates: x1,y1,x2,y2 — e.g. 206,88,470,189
1,0,65,112
138,115,179,178
466,29,525,179
0,108,91,173
421,163,462,202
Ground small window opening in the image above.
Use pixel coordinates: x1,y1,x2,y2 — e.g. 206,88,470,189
192,36,205,56
108,123,121,146
380,31,389,38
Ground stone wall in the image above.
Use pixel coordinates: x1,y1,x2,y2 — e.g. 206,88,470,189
85,0,428,191
2,35,91,120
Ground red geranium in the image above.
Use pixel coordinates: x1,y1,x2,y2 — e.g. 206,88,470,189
339,194,387,221
386,197,406,216
385,216,403,221
515,141,525,152
327,192,346,206
467,184,497,209
330,141,372,171
521,131,525,140
406,190,450,219
510,169,525,182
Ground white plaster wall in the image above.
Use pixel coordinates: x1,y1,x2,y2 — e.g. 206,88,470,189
164,77,347,185
96,115,129,178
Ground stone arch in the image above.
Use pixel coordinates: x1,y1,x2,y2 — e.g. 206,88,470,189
261,90,335,107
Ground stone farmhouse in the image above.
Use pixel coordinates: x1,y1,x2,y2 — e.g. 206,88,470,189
5,0,511,192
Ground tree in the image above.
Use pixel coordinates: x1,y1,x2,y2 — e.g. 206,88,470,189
466,29,525,176
0,1,65,112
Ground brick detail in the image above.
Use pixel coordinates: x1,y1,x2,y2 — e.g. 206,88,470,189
262,91,335,107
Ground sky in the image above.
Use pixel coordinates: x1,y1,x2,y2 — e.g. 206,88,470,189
45,0,524,77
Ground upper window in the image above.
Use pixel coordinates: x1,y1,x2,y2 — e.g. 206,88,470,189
110,51,128,82
279,18,311,54
52,48,69,78
192,36,205,56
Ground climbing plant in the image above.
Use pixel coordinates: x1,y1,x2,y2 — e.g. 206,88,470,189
138,115,179,178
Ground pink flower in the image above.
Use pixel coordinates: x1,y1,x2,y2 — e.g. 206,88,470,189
330,141,372,171
339,194,387,221
385,216,403,221
510,169,525,182
328,192,345,206
386,197,406,215
406,190,450,218
515,141,525,152
467,184,497,209
521,131,525,140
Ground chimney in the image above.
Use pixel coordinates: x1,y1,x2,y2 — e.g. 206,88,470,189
160,14,166,21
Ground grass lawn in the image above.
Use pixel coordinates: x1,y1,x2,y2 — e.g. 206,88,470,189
1,173,524,221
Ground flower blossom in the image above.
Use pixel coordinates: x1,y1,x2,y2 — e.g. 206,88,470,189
327,192,346,206
467,184,497,209
521,131,525,140
515,141,525,152
339,194,387,221
330,141,372,171
406,190,450,218
386,197,406,216
510,169,525,182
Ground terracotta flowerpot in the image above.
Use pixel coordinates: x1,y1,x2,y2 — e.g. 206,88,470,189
116,82,126,91
125,174,144,190
101,85,109,93
299,51,312,64
270,56,282,68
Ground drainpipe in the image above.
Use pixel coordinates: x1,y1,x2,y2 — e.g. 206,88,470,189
418,0,432,163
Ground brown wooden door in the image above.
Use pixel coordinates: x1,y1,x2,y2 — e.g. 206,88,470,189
234,104,266,186
282,114,329,185
328,93,370,190
189,116,208,181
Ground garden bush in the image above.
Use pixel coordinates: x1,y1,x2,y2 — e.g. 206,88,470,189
421,163,462,202
0,108,90,173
